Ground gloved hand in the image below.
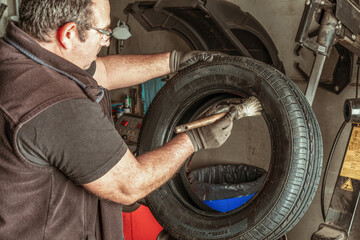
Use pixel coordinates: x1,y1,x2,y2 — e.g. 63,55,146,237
205,98,242,117
205,97,262,120
169,50,225,73
185,107,237,152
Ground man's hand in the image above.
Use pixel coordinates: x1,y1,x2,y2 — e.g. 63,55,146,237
185,107,237,152
169,50,225,73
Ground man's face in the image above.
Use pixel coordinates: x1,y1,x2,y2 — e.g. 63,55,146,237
73,0,111,69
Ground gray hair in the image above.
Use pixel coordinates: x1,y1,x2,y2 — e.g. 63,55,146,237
18,0,94,42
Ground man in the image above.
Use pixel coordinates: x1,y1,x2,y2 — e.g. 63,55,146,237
0,0,235,239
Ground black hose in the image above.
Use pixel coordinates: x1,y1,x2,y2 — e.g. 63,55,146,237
321,120,347,220
356,62,360,98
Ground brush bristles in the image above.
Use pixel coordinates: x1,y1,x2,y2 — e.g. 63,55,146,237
234,97,262,119
243,96,262,116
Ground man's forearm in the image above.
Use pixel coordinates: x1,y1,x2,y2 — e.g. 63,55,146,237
83,133,194,205
94,52,171,90
133,133,194,198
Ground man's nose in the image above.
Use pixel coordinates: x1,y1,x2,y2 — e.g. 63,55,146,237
101,39,111,47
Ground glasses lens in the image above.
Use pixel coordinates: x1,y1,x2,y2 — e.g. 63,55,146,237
87,26,112,41
102,29,112,41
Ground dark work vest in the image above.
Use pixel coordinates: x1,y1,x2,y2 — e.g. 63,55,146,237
0,22,123,240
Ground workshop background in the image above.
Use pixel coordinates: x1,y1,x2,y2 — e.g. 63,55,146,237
1,0,359,239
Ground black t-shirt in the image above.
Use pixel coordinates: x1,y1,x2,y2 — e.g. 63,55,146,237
16,98,128,184
16,62,127,185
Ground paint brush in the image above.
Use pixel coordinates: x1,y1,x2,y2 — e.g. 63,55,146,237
174,96,262,133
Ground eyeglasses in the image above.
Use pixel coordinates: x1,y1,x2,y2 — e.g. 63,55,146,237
87,25,112,42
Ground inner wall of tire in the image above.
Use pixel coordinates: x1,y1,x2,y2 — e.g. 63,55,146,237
179,93,253,212
139,60,293,235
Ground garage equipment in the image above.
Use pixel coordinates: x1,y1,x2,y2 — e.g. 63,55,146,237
112,20,132,41
295,0,360,238
295,0,360,105
115,113,143,154
174,96,262,133
312,99,360,240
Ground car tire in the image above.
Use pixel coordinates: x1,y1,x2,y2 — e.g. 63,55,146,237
138,56,323,240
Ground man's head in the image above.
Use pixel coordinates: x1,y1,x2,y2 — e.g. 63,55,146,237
18,0,111,70
18,0,94,42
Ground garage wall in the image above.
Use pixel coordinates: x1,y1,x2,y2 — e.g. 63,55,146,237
0,0,352,83
104,0,191,105
229,0,305,81
108,0,350,82
109,0,307,79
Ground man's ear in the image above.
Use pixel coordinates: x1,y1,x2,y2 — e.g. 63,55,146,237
57,22,78,49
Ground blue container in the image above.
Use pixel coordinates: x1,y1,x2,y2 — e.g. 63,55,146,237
188,164,266,213
203,193,255,213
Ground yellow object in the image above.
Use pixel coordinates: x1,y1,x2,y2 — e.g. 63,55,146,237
341,178,353,192
340,125,360,180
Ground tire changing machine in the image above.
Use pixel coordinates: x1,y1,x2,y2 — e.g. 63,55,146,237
312,99,360,240
294,0,360,238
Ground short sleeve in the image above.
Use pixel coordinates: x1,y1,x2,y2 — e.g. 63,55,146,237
16,98,128,184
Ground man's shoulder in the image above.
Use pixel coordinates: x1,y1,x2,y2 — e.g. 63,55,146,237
0,38,30,64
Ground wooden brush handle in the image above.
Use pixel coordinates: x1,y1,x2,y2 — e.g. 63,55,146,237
174,112,227,133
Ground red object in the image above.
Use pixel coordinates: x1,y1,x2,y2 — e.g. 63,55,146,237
121,120,129,126
123,205,163,240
